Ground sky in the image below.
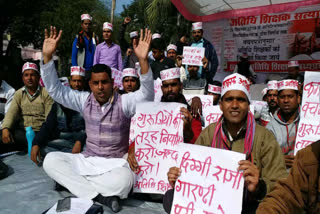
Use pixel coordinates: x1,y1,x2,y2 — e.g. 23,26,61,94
115,0,134,14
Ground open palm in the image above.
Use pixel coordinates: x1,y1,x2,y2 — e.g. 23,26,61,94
133,28,151,60
42,26,62,61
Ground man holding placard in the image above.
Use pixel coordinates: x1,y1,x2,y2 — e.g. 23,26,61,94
182,57,208,89
164,73,287,213
168,44,187,82
266,79,301,169
190,22,218,84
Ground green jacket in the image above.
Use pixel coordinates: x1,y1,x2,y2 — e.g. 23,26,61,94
195,122,288,213
2,87,54,132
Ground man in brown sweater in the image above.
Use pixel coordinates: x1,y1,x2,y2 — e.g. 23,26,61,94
0,62,54,153
257,141,320,214
164,73,287,214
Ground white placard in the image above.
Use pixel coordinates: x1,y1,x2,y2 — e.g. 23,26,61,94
111,68,123,89
251,100,267,114
133,102,186,194
184,94,214,113
171,143,245,214
154,78,163,102
294,71,320,155
203,106,223,128
182,47,205,66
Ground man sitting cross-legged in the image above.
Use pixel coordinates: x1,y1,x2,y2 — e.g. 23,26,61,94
41,26,154,213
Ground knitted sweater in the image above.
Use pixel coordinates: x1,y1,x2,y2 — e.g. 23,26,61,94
2,87,54,131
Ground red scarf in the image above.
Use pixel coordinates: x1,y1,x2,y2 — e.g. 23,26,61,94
211,112,256,160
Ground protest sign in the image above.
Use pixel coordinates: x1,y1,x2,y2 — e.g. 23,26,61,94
203,5,320,73
184,94,214,113
203,106,222,128
133,102,185,194
294,71,320,154
154,78,163,102
171,143,245,214
182,47,205,66
111,68,123,89
129,115,136,146
251,100,267,114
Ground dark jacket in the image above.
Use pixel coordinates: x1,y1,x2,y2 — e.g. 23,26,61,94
257,141,320,214
202,37,219,84
118,23,138,69
151,57,176,80
32,103,86,147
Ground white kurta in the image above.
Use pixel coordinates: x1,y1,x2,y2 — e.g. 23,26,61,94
40,59,154,199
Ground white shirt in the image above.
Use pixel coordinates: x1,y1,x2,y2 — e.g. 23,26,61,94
40,59,154,118
0,80,15,128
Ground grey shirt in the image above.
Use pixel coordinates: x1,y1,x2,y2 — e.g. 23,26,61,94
183,77,206,89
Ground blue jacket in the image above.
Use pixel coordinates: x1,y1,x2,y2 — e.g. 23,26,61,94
71,36,95,71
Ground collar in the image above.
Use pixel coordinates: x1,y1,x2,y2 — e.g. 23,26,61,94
278,108,299,123
23,86,41,100
221,117,247,142
193,38,204,44
103,41,114,47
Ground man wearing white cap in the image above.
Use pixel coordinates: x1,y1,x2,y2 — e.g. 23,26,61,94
261,87,268,102
190,22,219,84
164,73,287,213
167,44,187,82
166,44,177,61
1,62,54,153
69,66,86,91
41,26,153,212
259,81,278,127
233,52,257,83
31,66,86,164
267,79,301,169
207,81,222,105
120,68,140,94
150,37,175,80
119,17,139,69
284,61,304,84
183,57,209,90
72,14,97,75
94,22,123,71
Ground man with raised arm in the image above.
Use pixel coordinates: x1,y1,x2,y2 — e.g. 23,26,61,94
41,26,153,213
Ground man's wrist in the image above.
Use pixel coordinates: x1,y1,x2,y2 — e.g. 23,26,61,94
43,55,52,64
